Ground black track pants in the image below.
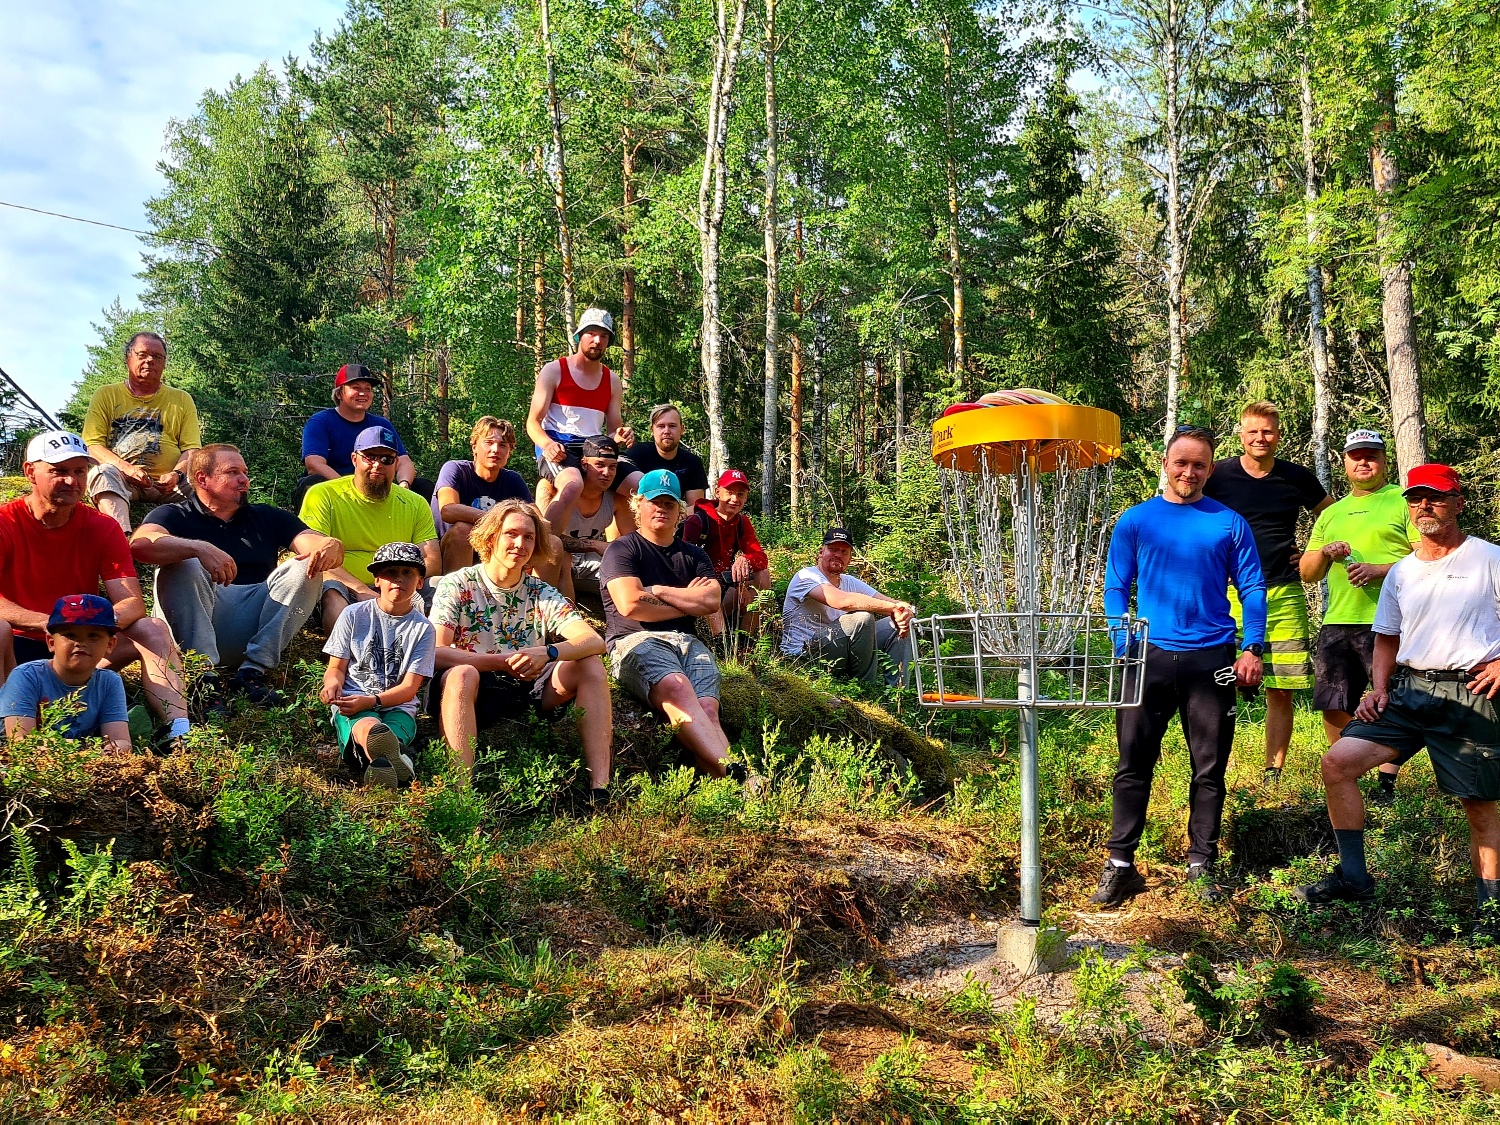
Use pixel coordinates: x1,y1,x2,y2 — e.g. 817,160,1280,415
1109,642,1239,867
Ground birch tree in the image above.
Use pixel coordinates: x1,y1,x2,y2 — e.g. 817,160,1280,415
539,0,577,339
760,0,780,516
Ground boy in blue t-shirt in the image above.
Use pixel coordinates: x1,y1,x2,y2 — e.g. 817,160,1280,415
1,594,131,749
321,542,436,790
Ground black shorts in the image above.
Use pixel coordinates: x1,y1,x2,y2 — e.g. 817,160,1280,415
444,664,567,730
1313,624,1376,713
12,635,49,666
1341,671,1500,801
537,441,623,490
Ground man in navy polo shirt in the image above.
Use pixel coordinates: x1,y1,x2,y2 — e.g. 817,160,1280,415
295,364,420,509
132,443,344,703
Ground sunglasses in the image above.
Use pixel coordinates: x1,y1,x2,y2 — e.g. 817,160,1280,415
1406,492,1456,506
359,452,398,466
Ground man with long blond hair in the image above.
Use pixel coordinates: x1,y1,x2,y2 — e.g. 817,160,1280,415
429,500,612,798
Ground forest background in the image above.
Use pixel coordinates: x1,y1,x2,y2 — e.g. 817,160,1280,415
45,0,1500,545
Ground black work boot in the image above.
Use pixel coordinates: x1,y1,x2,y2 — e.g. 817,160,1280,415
1089,862,1147,908
1295,868,1377,905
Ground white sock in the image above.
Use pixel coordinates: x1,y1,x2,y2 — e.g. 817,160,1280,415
1109,858,1132,868
168,717,191,739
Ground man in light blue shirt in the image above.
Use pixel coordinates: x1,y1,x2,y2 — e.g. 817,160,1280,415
1094,425,1266,907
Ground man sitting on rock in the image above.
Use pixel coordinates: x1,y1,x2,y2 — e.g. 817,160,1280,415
131,443,344,705
781,527,914,688
82,331,200,534
299,426,440,633
0,431,192,751
560,435,621,603
2,595,132,750
601,470,745,782
682,468,772,642
431,501,612,796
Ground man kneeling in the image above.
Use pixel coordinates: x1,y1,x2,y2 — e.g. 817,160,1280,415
431,501,612,798
1298,465,1500,941
781,527,914,687
321,542,435,790
601,470,747,783
1,595,131,750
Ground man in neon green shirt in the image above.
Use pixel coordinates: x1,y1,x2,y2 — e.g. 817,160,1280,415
1301,429,1420,801
300,426,439,633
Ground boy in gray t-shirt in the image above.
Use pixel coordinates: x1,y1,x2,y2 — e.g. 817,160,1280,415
321,542,436,790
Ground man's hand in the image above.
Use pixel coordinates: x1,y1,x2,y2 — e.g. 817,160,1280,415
296,538,343,575
319,680,341,706
331,694,376,716
543,439,568,465
502,646,551,680
154,470,181,490
352,584,377,602
1234,650,1263,689
1322,541,1352,562
730,555,753,584
1345,562,1387,588
891,602,915,637
198,542,238,585
1354,686,1389,722
1468,658,1500,699
123,463,155,489
688,576,719,593
614,425,635,447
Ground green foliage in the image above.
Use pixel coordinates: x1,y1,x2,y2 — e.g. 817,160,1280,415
1178,952,1323,1038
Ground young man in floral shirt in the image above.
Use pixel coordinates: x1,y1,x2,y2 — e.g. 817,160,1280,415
429,499,613,798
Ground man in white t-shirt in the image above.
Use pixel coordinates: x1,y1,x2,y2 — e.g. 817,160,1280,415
781,527,914,688
1297,464,1500,942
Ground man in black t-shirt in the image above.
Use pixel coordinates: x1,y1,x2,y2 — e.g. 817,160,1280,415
1202,402,1332,783
600,469,742,781
132,444,345,704
617,404,710,533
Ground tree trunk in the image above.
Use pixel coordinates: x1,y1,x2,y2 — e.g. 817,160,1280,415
622,124,638,388
539,0,577,340
436,345,450,445
532,249,546,377
697,0,749,479
515,232,527,348
1372,89,1425,476
760,0,779,517
940,25,968,397
789,206,804,523
894,344,905,483
1161,0,1185,452
1298,0,1333,491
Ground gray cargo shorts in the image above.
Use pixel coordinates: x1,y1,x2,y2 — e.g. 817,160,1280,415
609,630,720,704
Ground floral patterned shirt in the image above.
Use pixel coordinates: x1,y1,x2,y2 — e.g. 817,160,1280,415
430,565,582,653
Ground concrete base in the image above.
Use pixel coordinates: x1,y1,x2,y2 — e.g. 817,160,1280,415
997,921,1069,976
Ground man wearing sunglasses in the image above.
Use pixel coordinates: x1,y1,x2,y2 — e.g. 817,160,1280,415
1298,465,1500,942
300,426,440,632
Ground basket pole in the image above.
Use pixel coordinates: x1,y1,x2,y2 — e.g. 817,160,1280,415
1018,445,1042,927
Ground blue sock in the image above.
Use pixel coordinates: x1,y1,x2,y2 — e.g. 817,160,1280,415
1334,829,1370,887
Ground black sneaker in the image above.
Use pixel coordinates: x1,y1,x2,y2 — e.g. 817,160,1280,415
1089,863,1147,908
157,734,188,756
1187,863,1226,904
231,666,284,707
1295,869,1377,905
1472,907,1500,947
364,725,413,788
365,757,401,791
1263,766,1282,789
192,672,229,721
586,787,612,809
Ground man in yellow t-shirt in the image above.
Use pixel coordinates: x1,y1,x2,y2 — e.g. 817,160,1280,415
82,331,202,534
1301,428,1420,802
299,425,440,633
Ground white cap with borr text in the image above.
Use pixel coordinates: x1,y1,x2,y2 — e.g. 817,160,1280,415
24,430,90,465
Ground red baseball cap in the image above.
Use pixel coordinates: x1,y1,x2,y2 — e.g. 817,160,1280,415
1403,463,1462,496
717,469,750,491
334,363,377,390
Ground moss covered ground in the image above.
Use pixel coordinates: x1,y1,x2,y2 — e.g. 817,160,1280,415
2,484,1500,1119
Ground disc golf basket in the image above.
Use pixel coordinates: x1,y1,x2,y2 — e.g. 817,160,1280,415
914,392,1147,952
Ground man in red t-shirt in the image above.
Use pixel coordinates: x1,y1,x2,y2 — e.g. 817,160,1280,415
0,431,191,749
681,469,772,641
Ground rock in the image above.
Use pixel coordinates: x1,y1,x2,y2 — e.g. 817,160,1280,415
1422,1043,1500,1092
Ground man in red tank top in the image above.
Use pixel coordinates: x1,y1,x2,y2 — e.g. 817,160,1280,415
526,308,633,535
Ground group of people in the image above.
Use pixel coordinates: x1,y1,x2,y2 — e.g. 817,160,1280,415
0,313,917,801
1100,403,1500,940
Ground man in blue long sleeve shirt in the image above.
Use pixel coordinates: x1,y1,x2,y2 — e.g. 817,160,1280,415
1093,425,1267,907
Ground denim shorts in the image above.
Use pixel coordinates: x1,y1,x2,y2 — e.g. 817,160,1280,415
609,630,720,703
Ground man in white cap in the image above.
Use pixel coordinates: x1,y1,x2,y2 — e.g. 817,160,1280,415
0,431,192,750
82,331,201,534
1301,428,1419,802
525,307,633,535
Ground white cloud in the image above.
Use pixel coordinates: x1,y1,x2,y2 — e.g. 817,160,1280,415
0,0,346,413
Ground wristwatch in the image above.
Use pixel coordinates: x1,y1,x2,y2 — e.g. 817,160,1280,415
398,479,411,488
1242,643,1264,657
546,644,559,661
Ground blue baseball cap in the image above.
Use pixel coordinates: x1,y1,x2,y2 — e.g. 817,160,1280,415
353,425,400,455
636,468,682,502
48,594,118,634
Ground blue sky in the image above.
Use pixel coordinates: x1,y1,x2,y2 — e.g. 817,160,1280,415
0,0,346,414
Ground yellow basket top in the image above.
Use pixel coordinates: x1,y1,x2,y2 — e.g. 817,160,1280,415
931,404,1123,474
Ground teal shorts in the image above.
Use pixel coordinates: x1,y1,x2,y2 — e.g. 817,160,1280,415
331,707,417,768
